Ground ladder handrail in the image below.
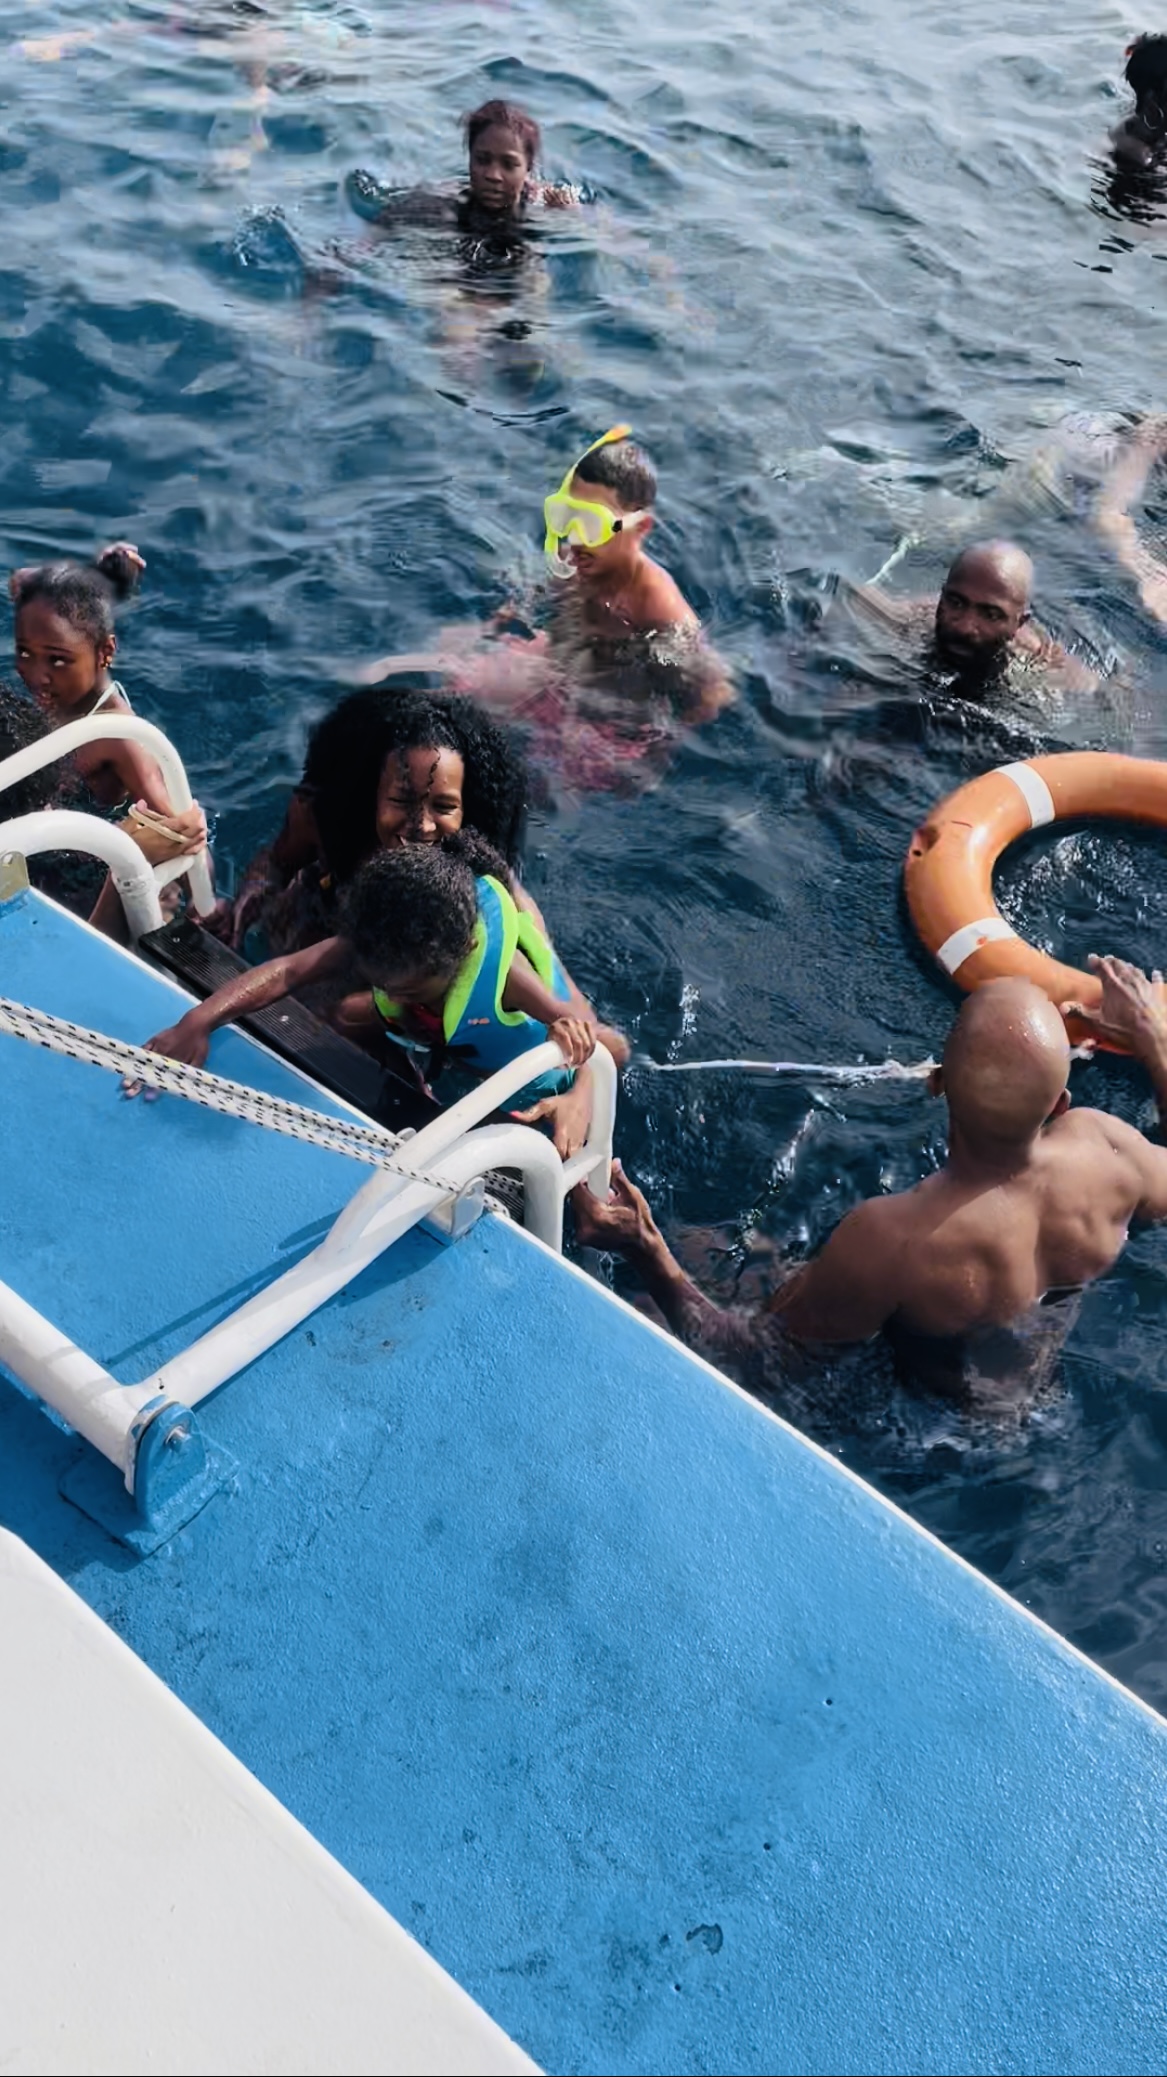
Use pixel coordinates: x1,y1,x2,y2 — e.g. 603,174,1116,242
0,713,214,915
0,810,164,940
0,1019,618,1508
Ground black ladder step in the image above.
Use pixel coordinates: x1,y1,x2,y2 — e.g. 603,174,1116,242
137,917,437,1135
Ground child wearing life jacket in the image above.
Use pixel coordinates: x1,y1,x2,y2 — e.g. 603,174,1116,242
137,834,627,1160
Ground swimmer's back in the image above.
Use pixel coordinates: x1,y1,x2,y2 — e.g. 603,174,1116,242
774,1106,1162,1353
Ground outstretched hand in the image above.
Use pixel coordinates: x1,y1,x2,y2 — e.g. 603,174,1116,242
513,1069,594,1160
122,1013,210,1099
570,1159,661,1254
1061,954,1167,1053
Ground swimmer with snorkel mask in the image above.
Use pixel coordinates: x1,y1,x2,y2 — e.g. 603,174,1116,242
352,427,734,787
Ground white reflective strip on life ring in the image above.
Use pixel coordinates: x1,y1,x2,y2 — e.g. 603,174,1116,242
996,761,1055,828
935,914,1017,976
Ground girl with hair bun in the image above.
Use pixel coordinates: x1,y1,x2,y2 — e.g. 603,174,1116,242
9,540,179,814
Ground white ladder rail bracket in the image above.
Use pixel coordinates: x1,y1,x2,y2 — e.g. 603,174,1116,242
0,1032,619,1549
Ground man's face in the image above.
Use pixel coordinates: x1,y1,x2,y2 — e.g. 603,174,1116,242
934,563,1028,673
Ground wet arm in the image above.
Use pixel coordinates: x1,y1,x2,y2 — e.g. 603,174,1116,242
502,954,630,1065
837,578,921,632
502,954,601,1040
231,789,321,921
597,1204,772,1366
676,639,736,725
108,738,173,816
1097,419,1167,538
147,937,349,1059
1062,955,1167,1218
1096,420,1167,602
1018,627,1099,695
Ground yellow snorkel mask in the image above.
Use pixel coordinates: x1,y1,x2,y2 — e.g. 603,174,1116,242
543,424,651,574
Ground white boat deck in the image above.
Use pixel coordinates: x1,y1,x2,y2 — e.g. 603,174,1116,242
0,1531,536,2077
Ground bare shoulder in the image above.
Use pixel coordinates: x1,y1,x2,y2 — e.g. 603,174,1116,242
635,558,696,630
1015,620,1098,691
824,1189,914,1260
1056,1102,1132,1139
1051,1104,1148,1161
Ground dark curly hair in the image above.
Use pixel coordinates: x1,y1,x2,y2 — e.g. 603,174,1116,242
12,545,141,646
463,99,541,169
302,687,528,885
341,834,511,992
1126,33,1167,101
0,684,57,816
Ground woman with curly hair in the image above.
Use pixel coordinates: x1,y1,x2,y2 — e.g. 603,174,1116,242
214,685,531,956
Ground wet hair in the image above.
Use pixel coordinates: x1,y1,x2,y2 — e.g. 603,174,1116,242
573,438,658,513
463,99,541,169
0,684,57,816
11,546,140,647
341,835,511,990
1125,34,1167,101
301,687,529,885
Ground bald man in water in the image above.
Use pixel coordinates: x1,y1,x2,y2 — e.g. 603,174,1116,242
849,538,1097,698
574,960,1167,1403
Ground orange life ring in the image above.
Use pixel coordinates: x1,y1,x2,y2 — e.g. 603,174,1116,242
904,751,1167,1052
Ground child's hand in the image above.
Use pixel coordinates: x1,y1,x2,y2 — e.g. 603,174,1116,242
514,1073,594,1160
546,1016,596,1069
122,1013,211,1098
121,800,206,865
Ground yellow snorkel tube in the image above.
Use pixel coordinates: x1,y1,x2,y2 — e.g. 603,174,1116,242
543,423,634,574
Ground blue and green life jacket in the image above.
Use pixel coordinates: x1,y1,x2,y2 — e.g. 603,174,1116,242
372,874,574,1106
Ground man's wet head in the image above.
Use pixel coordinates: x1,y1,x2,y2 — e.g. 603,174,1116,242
934,540,1034,674
934,978,1071,1148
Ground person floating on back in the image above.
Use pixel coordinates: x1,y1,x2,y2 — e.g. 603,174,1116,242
573,963,1167,1407
135,836,628,1160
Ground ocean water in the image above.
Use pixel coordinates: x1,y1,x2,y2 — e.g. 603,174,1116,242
6,0,1167,1703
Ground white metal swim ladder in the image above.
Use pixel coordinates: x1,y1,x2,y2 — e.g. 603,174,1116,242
0,845,616,1546
0,711,214,933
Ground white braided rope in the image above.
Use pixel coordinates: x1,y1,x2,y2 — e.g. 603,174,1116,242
0,995,460,1193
